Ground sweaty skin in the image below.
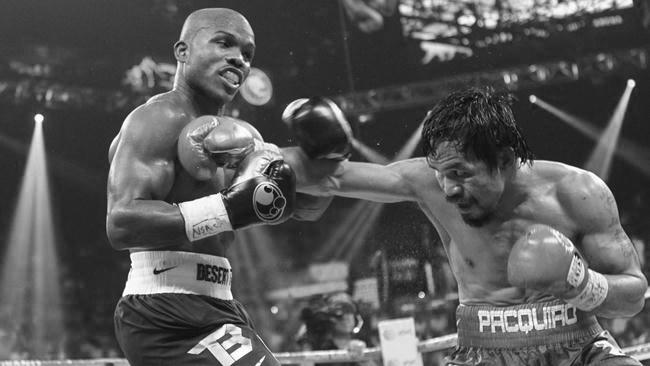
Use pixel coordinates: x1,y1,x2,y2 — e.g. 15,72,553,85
106,9,257,257
284,142,647,319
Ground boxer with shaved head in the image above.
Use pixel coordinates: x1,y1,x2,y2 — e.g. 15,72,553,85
107,8,331,365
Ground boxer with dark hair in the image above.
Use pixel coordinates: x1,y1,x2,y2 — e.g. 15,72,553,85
283,87,647,366
107,8,332,366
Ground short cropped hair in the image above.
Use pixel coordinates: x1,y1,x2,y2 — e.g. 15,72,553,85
421,86,535,170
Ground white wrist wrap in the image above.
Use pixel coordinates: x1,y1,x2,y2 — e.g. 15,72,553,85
566,269,609,311
566,253,586,288
177,194,233,241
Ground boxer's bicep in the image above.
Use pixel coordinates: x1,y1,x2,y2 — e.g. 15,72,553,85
564,172,642,277
564,172,647,316
106,109,185,249
108,110,178,205
108,146,175,205
283,146,417,202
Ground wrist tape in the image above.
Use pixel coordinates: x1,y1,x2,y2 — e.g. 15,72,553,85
565,269,609,311
177,194,233,241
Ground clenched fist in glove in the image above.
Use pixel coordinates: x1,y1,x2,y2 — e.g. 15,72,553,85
177,115,258,180
177,150,295,242
507,224,609,311
282,97,353,161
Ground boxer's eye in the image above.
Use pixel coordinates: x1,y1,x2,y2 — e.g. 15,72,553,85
212,36,231,47
450,170,469,179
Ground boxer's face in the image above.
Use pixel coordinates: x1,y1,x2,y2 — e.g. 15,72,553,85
429,141,506,227
184,15,255,104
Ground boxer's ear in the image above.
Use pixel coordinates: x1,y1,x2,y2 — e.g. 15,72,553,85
174,41,189,62
497,147,515,170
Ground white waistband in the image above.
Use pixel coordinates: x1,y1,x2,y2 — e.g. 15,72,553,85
122,251,233,300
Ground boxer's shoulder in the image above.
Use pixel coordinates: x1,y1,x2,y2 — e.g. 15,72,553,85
528,161,594,196
533,161,614,227
120,100,192,145
539,162,606,202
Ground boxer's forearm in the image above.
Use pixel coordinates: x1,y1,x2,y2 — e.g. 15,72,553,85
282,146,339,191
106,200,188,250
594,273,647,318
283,146,416,202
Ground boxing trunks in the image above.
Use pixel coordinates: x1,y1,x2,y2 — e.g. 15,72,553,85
445,299,641,366
114,251,280,366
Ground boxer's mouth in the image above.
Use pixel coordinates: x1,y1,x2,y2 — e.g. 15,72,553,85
457,205,472,213
455,200,473,210
219,68,243,88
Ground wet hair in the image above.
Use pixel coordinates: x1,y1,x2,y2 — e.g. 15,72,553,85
421,86,535,170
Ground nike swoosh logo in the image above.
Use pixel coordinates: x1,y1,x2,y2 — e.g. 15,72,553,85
153,266,177,275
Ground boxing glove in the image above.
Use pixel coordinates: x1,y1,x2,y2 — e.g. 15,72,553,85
223,156,296,229
177,115,256,180
507,224,608,311
282,97,353,160
230,149,285,187
177,153,295,241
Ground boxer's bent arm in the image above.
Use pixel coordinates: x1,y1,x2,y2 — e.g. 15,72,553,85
562,171,647,318
106,106,188,250
327,160,421,202
283,146,420,203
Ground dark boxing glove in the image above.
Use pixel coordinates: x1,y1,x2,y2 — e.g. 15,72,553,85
177,150,295,241
224,151,296,228
282,97,353,160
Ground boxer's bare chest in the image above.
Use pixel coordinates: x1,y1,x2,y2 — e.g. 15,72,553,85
422,188,581,303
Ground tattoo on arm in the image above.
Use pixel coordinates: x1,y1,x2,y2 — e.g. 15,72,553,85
599,188,616,212
597,182,638,264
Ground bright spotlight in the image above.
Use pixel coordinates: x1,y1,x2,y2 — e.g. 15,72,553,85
627,79,636,88
240,67,273,106
529,95,537,104
33,114,44,124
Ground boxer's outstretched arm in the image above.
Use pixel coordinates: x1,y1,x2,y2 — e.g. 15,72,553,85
106,103,188,250
562,171,648,318
283,146,427,203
